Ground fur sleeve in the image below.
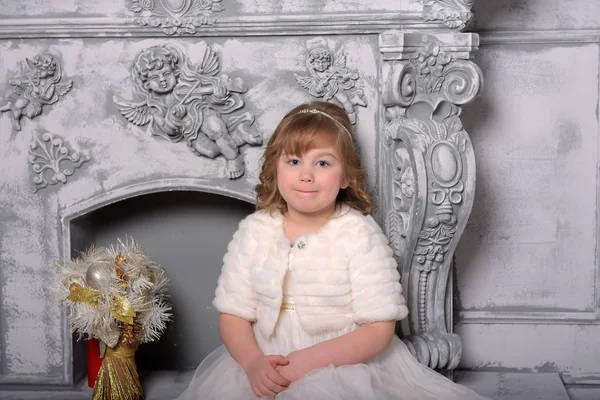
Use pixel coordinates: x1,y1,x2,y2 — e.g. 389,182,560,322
212,216,259,321
348,216,409,325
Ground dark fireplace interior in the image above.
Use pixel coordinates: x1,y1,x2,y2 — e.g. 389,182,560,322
69,190,254,378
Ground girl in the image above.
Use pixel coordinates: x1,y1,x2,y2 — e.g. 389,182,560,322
176,102,488,399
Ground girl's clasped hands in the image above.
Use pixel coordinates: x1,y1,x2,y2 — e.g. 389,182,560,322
245,350,314,398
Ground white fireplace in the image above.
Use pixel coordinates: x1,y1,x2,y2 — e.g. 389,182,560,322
63,185,255,382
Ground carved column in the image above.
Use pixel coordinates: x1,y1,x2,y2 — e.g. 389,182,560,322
379,30,482,371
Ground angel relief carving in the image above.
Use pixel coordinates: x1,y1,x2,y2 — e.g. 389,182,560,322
295,46,367,124
113,44,262,179
0,54,73,131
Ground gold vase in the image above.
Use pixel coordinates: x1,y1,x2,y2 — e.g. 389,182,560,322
92,342,144,400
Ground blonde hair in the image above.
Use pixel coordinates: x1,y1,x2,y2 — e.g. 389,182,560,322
255,101,373,215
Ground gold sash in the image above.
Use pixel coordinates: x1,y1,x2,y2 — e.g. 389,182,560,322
280,297,296,311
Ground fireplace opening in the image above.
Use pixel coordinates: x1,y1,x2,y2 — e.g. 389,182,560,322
68,190,254,377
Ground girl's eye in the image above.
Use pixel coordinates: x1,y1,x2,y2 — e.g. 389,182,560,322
164,71,171,76
317,161,329,167
288,159,300,166
150,75,158,80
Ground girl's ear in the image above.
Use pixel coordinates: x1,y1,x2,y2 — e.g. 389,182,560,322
341,176,350,189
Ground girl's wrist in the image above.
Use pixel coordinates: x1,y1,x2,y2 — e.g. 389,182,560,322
239,350,264,373
295,347,324,371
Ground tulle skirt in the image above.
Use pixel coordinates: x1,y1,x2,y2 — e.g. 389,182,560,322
175,310,488,400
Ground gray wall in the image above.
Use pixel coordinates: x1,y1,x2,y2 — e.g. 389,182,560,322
455,0,600,380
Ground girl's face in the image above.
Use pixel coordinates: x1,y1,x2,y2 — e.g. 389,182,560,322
277,145,348,219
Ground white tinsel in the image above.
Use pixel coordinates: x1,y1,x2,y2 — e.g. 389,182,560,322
54,238,172,347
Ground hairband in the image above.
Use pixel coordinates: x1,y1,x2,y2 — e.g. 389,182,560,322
293,108,352,140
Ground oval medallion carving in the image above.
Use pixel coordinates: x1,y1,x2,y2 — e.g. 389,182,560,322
163,0,188,13
429,141,461,187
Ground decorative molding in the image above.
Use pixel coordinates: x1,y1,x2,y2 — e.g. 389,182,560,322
28,132,89,193
479,29,600,45
561,373,600,386
295,44,367,124
129,0,224,35
458,310,600,325
0,54,72,131
422,0,475,31
114,43,262,179
59,178,254,222
0,13,443,39
379,31,479,62
379,31,481,371
2,21,597,45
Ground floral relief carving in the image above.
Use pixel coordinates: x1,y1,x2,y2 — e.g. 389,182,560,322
387,146,414,262
402,114,467,155
400,167,415,199
415,43,452,95
114,43,261,179
392,148,413,227
422,0,475,30
129,0,224,35
1,54,73,131
28,132,89,193
295,46,367,124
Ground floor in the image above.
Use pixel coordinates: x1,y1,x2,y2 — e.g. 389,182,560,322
455,371,595,400
0,371,598,399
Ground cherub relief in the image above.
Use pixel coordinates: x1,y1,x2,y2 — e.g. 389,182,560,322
114,44,262,179
0,54,73,131
295,46,367,124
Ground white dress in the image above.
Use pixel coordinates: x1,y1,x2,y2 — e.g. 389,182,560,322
175,260,488,400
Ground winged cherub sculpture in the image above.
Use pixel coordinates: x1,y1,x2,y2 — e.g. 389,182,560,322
295,46,367,124
114,44,262,179
1,54,73,131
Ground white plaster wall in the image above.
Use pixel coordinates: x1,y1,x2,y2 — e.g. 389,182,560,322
0,32,380,382
455,0,600,377
0,36,380,197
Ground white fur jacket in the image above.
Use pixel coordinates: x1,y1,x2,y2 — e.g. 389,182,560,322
212,206,409,338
